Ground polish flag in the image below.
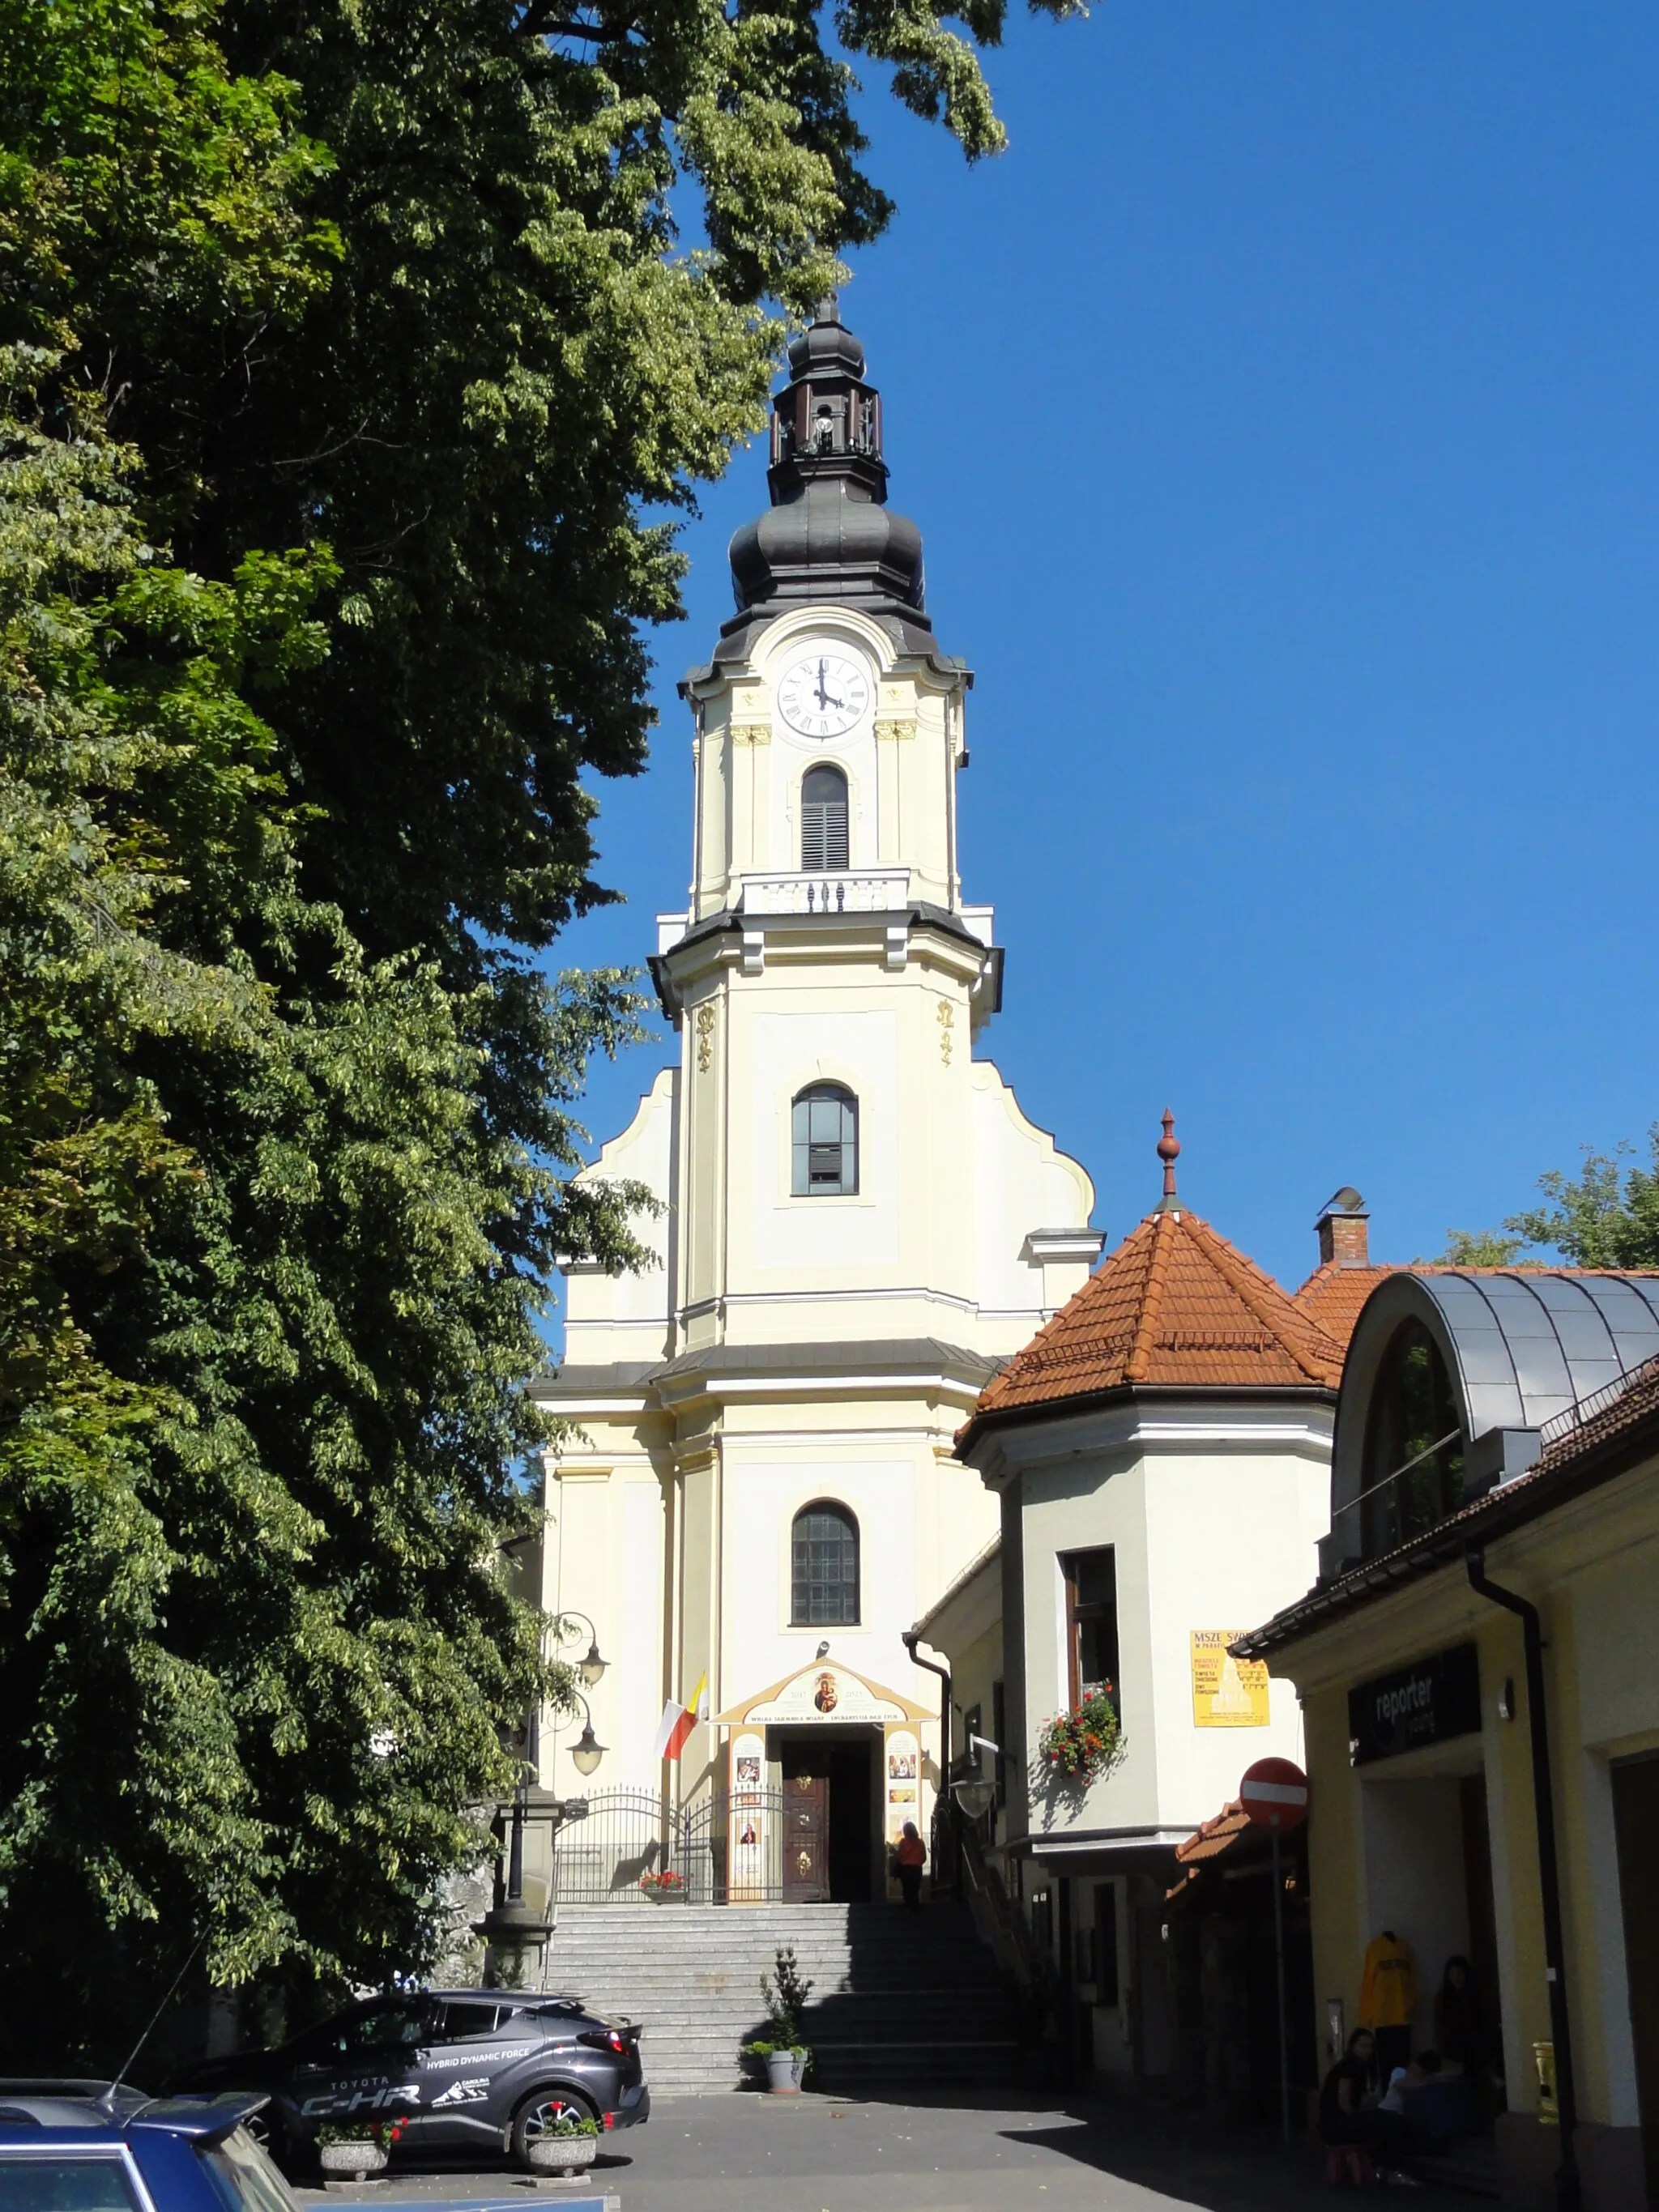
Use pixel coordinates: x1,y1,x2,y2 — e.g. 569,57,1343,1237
653,1673,708,1762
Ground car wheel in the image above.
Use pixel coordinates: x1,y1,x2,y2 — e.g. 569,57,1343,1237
511,2086,598,2167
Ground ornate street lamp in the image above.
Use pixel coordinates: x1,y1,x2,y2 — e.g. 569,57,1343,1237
555,1609,608,1689
568,1690,606,1777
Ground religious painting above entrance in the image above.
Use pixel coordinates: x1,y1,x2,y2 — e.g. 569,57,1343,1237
1347,1642,1481,1767
714,1657,928,1729
1190,1630,1271,1727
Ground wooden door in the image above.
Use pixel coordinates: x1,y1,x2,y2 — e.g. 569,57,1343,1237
783,1767,829,1901
1611,1756,1659,2209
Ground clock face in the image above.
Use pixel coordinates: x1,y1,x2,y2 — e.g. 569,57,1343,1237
776,650,870,738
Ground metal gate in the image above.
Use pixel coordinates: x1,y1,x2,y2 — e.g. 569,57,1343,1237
679,1788,820,1905
552,1786,825,1904
552,1788,670,1903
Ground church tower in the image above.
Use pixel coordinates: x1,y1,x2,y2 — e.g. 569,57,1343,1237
533,301,1098,1903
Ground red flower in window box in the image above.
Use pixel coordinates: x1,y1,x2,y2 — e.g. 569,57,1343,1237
1036,1690,1122,1785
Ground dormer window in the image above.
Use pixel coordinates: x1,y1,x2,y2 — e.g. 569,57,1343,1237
800,765,849,870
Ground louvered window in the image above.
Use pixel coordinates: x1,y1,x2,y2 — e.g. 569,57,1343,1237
800,765,849,870
791,1084,857,1196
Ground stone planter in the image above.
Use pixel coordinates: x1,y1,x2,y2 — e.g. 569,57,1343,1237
766,2049,800,2095
319,2141,389,2183
526,2134,599,2177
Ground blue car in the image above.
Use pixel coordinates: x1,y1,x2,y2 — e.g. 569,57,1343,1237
0,2086,610,2212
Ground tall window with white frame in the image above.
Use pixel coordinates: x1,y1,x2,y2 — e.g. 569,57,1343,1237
791,1083,858,1196
791,1502,859,1626
800,764,849,870
1062,1548,1119,1714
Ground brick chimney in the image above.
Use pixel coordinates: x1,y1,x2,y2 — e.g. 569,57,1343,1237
1315,1188,1369,1268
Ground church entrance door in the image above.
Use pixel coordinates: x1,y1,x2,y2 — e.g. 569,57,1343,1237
782,1762,829,1901
775,1733,877,1903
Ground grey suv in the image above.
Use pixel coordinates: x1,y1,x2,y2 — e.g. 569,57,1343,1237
168,1989,647,2173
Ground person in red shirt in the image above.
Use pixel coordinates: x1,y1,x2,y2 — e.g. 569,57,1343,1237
895,1822,927,1909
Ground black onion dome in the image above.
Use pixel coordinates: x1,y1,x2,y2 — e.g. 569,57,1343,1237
787,313,866,380
719,295,932,659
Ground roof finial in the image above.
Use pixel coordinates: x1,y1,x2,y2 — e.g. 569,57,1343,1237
815,289,841,325
1155,1108,1180,1213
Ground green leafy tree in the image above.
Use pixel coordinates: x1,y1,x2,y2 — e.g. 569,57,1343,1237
1435,1229,1526,1268
1504,1132,1659,1269
1,340,650,2057
1439,1128,1659,1271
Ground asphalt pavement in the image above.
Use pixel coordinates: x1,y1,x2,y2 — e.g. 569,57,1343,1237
301,2091,1477,2212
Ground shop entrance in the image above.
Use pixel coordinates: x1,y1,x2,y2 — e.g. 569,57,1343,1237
1610,1754,1659,2209
1359,1758,1501,2084
773,1730,877,1903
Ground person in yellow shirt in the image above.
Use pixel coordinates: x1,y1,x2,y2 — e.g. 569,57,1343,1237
1361,1930,1420,2082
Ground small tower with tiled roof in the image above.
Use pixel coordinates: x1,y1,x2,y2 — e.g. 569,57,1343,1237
959,1115,1343,1448
948,1118,1342,2042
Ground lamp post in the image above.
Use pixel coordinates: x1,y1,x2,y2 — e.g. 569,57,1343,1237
475,1703,597,1980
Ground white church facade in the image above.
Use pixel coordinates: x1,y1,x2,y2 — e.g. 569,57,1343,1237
530,301,1101,1902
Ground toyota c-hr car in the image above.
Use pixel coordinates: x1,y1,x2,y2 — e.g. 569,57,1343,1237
167,1988,647,2174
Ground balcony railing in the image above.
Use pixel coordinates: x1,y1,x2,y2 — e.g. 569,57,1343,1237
737,868,911,916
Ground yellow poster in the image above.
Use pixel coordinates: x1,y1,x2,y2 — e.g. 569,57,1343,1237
1190,1630,1270,1727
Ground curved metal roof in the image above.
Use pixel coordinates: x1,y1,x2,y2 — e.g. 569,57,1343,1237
1330,1269,1659,1524
1418,1270,1659,1434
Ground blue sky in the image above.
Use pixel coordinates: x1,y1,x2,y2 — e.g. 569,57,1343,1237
554,1,1659,1306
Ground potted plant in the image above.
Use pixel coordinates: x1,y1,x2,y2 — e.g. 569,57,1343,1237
524,2113,601,2176
766,2047,803,2094
638,1868,685,1902
316,2116,407,2182
746,1945,813,2091
1035,1689,1123,1788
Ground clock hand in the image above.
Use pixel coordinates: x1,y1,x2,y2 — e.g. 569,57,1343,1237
815,658,831,708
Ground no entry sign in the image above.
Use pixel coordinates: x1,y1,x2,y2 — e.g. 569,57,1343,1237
1239,1756,1309,1831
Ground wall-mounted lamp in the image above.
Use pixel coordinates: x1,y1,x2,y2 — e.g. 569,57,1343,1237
556,1609,608,1688
568,1690,606,1777
950,1732,1000,1821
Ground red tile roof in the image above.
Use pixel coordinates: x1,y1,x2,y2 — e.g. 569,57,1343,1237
1166,1796,1269,1901
957,1205,1344,1451
1175,1797,1252,1865
1293,1262,1395,1349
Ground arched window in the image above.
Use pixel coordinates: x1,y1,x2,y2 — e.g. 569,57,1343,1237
800,765,849,871
1360,1321,1465,1555
791,1502,859,1626
792,1083,857,1196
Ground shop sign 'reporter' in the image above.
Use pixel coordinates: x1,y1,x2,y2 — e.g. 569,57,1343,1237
1347,1642,1481,1767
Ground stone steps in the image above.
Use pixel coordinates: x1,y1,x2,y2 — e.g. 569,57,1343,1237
538,1901,1017,2095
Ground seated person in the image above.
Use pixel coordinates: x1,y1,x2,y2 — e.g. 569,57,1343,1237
1384,2049,1476,2149
1320,2029,1416,2179
1380,2050,1442,2116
